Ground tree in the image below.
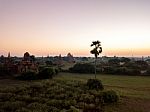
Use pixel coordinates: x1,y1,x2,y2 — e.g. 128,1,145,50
90,40,102,78
30,55,35,62
108,58,120,66
120,57,131,63
69,63,95,73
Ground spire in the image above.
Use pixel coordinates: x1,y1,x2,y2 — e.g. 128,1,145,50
8,52,10,58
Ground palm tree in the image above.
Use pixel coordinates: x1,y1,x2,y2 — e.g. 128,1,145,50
90,40,102,78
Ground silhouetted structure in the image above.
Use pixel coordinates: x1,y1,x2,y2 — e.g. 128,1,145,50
66,53,75,63
18,52,38,73
2,52,18,74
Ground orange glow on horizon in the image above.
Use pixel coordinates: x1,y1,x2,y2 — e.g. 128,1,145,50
0,0,150,57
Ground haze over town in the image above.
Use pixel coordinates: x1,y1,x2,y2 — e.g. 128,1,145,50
0,0,150,57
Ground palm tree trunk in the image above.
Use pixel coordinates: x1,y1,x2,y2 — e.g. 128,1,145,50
95,58,97,79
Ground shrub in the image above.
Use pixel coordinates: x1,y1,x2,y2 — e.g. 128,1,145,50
63,100,72,109
47,99,63,108
87,79,104,90
16,107,30,112
0,66,13,76
77,102,84,108
16,67,58,80
135,60,149,70
103,66,117,74
108,58,120,66
55,68,60,74
102,90,119,103
103,66,140,75
79,94,95,104
38,67,55,79
0,93,13,101
29,83,44,95
126,68,140,75
15,95,33,103
67,106,79,112
69,63,95,73
115,67,140,75
17,71,37,80
1,101,26,111
117,67,140,75
146,67,150,75
83,103,102,112
0,79,111,111
27,102,48,111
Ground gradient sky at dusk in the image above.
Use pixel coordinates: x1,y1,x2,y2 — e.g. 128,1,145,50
0,0,150,57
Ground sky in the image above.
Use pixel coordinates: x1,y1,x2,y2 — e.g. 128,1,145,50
0,0,150,57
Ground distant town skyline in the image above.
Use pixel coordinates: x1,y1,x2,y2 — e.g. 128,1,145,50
0,0,150,57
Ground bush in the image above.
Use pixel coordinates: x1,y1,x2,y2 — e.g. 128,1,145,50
69,63,95,73
108,58,120,66
102,90,119,103
55,68,60,74
83,103,102,112
0,66,14,76
16,107,30,112
1,79,117,112
27,102,48,111
103,66,117,74
38,67,55,79
126,68,140,75
67,106,79,112
17,71,37,80
87,79,104,90
16,67,59,80
103,66,141,75
115,67,140,75
135,61,149,70
146,67,150,75
1,101,26,112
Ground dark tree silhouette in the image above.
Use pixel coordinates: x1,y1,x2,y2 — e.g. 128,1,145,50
30,55,35,62
90,40,102,78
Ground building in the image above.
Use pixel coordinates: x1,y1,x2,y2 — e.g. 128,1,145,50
66,53,75,63
18,52,38,73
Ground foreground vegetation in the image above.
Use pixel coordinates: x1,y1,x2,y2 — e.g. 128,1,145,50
0,73,150,112
56,73,150,112
56,73,150,99
0,74,119,112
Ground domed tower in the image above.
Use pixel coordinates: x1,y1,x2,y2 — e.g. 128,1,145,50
24,52,30,61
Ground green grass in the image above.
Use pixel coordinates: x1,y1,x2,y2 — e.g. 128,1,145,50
55,73,150,99
54,73,150,112
0,73,150,112
0,77,107,112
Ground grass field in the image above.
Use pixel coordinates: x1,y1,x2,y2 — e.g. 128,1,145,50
55,73,150,112
55,73,150,99
0,73,150,112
